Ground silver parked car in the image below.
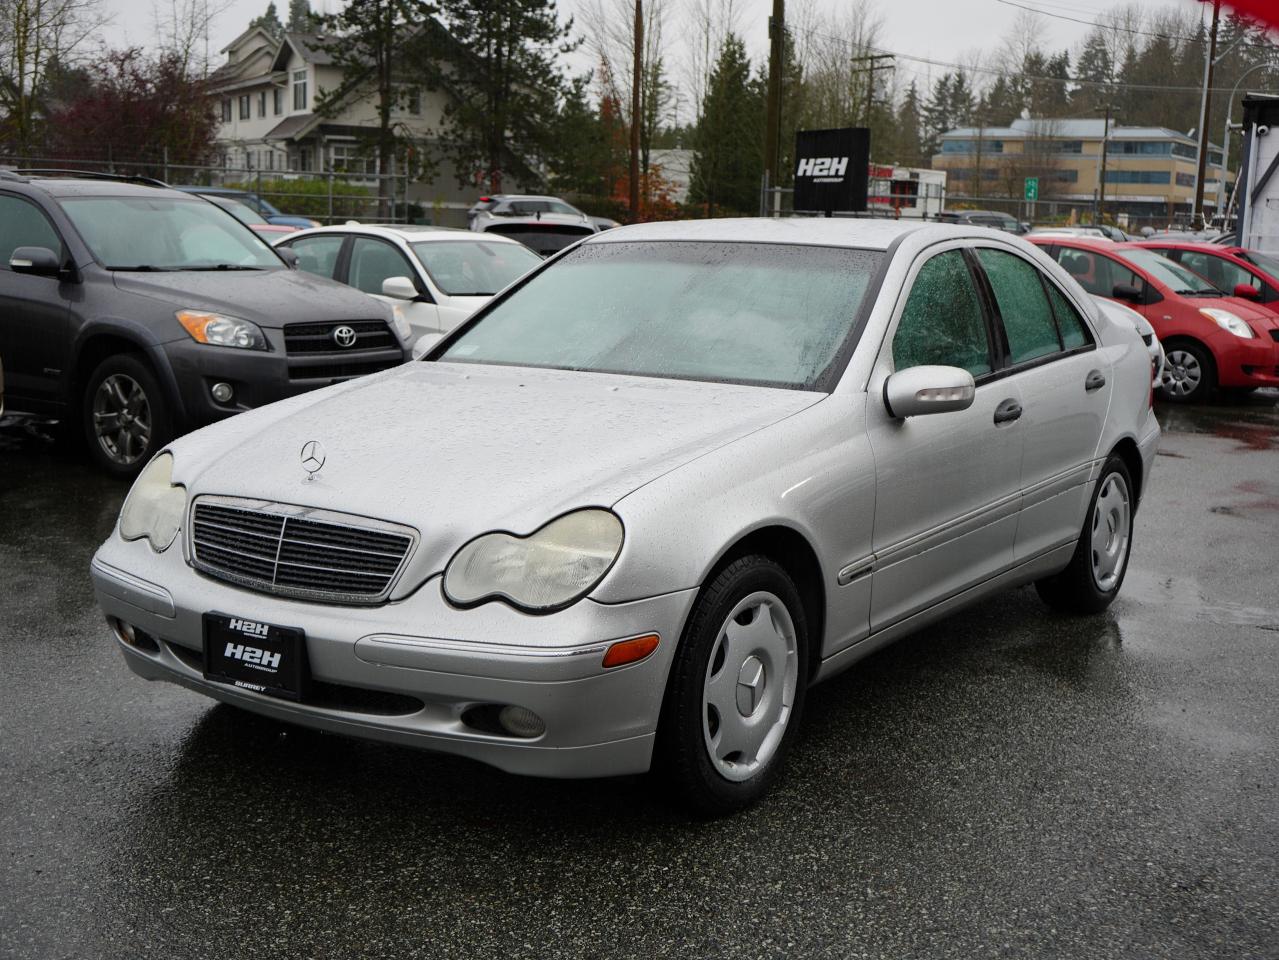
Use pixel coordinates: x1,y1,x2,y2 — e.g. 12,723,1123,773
91,219,1160,814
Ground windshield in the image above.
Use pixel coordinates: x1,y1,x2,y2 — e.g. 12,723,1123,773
206,195,268,225
410,239,541,296
61,196,283,270
1120,247,1215,292
439,241,883,390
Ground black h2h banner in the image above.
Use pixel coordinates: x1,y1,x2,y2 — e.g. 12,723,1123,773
792,127,870,215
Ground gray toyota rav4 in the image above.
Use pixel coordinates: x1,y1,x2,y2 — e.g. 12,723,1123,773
0,171,412,476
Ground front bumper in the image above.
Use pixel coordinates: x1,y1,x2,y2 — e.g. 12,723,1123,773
91,535,697,778
1210,330,1279,389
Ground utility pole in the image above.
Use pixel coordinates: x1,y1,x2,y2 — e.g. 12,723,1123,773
1097,97,1112,224
630,0,643,219
1192,0,1221,230
764,0,785,203
851,53,895,127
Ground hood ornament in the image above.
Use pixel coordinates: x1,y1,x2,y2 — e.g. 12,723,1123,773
300,440,326,481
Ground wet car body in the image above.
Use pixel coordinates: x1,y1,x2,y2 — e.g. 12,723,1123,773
92,218,1159,812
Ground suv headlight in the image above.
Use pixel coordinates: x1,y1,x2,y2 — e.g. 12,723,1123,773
118,453,186,552
443,509,624,612
176,310,268,349
1199,308,1255,339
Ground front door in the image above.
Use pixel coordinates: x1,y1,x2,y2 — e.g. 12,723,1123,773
0,193,72,413
866,246,1025,631
346,236,441,337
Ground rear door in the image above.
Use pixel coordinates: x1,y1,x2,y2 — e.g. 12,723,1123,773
0,192,72,412
866,245,1025,631
973,246,1110,560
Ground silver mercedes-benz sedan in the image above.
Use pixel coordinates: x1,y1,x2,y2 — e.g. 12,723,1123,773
91,218,1160,814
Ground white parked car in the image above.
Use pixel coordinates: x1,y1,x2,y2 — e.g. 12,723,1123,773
467,194,598,256
274,224,542,348
92,219,1160,814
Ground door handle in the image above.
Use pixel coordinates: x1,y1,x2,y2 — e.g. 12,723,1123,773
1085,369,1107,392
993,398,1022,425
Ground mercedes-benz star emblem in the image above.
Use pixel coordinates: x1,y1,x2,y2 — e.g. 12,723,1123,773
332,325,358,348
300,440,326,480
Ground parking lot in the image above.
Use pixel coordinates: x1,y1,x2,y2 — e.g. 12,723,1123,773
1,395,1276,960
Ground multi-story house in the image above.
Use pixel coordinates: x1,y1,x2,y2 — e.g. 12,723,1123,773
207,24,530,221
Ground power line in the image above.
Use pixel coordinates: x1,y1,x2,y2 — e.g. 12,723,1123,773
995,0,1279,53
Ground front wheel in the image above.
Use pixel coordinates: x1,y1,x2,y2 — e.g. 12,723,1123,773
81,354,171,479
1160,342,1214,403
656,555,808,816
1035,455,1134,614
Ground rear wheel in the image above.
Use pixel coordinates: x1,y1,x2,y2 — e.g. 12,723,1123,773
657,555,808,816
82,354,170,479
1036,455,1134,614
1160,341,1214,403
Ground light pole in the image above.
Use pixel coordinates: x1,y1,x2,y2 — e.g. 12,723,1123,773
1217,61,1277,219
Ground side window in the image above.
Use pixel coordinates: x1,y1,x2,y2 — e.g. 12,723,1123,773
1054,248,1140,299
286,235,345,279
975,248,1060,364
1043,281,1093,350
0,195,63,269
1178,250,1253,293
347,236,415,296
892,250,992,377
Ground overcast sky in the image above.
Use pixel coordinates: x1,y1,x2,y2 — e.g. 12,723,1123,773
99,0,1234,98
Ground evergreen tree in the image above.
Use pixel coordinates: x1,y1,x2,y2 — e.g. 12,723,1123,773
689,34,762,215
921,73,954,159
895,80,925,168
312,0,437,212
1072,28,1113,115
251,2,285,37
428,0,577,193
547,73,610,197
287,0,314,32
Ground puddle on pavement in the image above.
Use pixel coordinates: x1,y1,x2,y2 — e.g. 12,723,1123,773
1155,392,1279,451
1122,567,1279,632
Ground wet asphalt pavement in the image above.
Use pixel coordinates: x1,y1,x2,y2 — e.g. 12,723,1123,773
2,398,1278,960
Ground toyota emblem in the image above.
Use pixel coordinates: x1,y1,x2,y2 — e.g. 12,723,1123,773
300,440,326,480
332,325,358,348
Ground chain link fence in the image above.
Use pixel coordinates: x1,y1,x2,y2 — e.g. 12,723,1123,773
0,152,415,225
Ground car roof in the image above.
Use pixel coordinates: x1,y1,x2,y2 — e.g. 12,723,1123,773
23,178,199,199
586,216,948,251
284,223,526,245
173,185,249,196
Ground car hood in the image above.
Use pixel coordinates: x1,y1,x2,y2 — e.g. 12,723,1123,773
112,269,386,328
171,362,823,579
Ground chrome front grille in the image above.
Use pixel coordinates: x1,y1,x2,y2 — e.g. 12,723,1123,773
189,497,416,605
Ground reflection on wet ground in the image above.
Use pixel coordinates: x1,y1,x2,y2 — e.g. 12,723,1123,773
2,397,1277,959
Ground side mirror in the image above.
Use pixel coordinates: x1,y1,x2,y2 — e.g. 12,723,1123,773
412,332,444,359
884,365,976,419
1112,282,1143,304
382,275,420,301
10,246,61,277
1233,282,1261,301
276,246,299,269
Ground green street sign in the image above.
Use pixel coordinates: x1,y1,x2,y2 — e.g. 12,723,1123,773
1024,177,1039,201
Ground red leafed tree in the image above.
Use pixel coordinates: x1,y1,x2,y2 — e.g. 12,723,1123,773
44,49,218,165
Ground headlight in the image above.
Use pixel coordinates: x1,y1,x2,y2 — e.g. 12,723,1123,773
1199,308,1255,339
176,310,268,349
443,509,624,612
118,453,186,552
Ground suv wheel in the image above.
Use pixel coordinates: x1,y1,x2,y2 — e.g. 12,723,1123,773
82,354,170,478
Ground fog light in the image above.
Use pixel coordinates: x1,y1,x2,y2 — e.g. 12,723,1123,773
498,705,545,739
210,382,233,403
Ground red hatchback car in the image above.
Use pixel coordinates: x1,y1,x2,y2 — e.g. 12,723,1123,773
1132,240,1279,316
1028,237,1279,402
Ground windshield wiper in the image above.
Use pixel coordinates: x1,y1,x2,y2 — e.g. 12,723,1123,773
106,265,176,271
1180,289,1225,297
179,264,265,271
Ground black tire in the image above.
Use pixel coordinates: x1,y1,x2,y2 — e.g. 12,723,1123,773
1159,340,1215,404
81,353,171,479
656,554,809,817
1035,455,1135,615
